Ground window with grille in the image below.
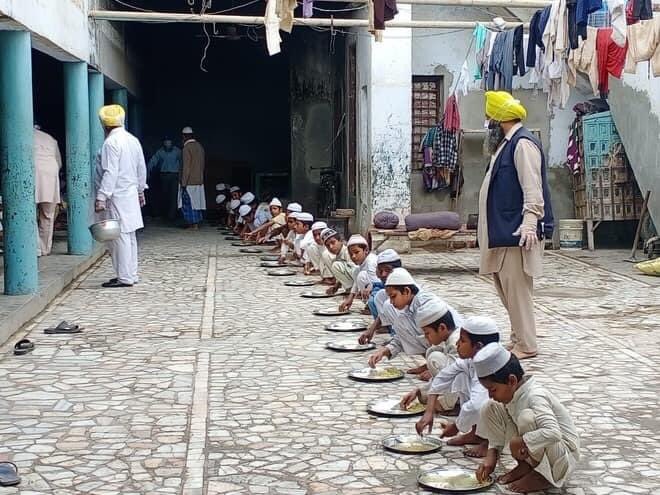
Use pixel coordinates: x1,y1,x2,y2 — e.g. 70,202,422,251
412,76,443,170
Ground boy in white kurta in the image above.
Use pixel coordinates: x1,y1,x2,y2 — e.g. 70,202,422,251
416,316,500,458
338,235,380,313
303,221,330,278
321,229,356,294
474,344,580,493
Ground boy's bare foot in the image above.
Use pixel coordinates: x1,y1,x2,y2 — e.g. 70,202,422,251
361,307,371,315
447,430,482,446
498,461,533,484
321,278,336,286
507,470,551,493
463,439,489,458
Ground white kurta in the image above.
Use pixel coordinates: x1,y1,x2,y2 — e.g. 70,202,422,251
34,129,62,204
299,230,315,261
96,127,147,233
477,376,580,488
428,357,489,433
351,252,379,294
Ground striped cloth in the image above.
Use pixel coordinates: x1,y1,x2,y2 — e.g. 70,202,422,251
181,188,203,224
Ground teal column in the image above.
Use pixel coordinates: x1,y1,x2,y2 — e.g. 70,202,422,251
88,72,105,165
0,31,38,295
128,100,142,141
111,88,128,129
64,62,93,255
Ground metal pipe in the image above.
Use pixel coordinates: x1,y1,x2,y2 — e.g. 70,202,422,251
89,10,527,28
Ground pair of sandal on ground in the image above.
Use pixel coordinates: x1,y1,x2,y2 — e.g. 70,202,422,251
12,321,82,356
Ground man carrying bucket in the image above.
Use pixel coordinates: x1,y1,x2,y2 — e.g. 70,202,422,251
478,91,554,360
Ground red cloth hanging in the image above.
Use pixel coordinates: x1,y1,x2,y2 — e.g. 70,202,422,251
443,94,461,131
596,28,627,96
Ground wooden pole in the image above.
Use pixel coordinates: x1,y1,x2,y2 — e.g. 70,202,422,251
627,190,652,261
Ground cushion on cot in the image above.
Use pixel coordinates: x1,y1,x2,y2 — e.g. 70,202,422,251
373,211,400,229
404,211,461,232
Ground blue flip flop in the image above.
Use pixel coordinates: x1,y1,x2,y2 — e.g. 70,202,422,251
0,461,20,486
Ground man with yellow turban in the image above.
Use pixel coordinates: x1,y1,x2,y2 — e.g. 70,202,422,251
478,91,554,360
94,104,148,288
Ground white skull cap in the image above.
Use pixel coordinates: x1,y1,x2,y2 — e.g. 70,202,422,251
239,204,252,217
240,192,255,204
311,221,328,231
296,212,314,222
385,267,416,287
473,343,511,378
414,297,449,328
462,316,499,336
286,202,302,213
229,186,241,193
377,249,400,264
230,199,241,210
182,126,193,134
346,234,368,247
270,198,282,207
215,194,226,204
216,183,227,191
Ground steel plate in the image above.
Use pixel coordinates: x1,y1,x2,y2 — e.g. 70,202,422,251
284,280,316,287
224,236,241,240
324,320,367,332
325,340,376,352
300,291,340,299
240,248,264,254
261,261,285,268
348,367,404,382
260,255,281,262
267,269,297,276
313,308,350,316
382,434,443,455
367,398,426,418
417,468,493,492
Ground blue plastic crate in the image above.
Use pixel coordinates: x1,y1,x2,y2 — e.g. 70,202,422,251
582,111,621,172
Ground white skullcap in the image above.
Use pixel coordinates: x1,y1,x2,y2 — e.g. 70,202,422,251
239,204,252,217
311,221,328,231
296,212,314,222
237,216,244,224
414,297,449,328
230,199,241,210
270,198,282,207
321,228,338,243
216,183,227,191
229,186,241,193
240,192,255,204
287,202,302,213
385,267,416,287
473,343,511,378
346,234,368,248
462,316,499,336
182,126,193,134
215,194,226,204
377,249,401,264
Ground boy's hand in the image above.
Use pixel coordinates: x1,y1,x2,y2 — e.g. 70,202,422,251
326,285,338,295
509,436,528,460
416,411,434,435
367,348,386,368
476,460,496,483
440,422,459,438
400,389,419,409
419,370,433,381
358,327,375,345
339,298,352,312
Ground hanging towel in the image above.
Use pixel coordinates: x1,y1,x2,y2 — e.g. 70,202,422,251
303,0,314,18
264,0,282,56
473,23,489,79
444,95,461,131
596,27,627,96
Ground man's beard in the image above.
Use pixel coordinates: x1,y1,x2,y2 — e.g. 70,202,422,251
486,122,505,155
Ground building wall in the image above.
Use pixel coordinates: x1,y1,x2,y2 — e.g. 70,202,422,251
411,5,576,230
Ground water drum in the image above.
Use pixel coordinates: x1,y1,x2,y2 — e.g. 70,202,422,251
559,219,584,250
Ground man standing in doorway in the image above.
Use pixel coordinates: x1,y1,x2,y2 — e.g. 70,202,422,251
148,138,181,222
33,125,62,256
95,104,148,288
478,91,554,360
179,126,206,229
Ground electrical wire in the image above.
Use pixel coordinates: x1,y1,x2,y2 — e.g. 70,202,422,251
199,0,212,72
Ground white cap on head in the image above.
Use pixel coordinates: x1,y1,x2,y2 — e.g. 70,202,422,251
230,199,241,210
237,216,244,224
311,221,328,231
296,212,314,223
289,212,299,219
346,234,368,248
415,297,449,328
270,198,282,207
240,192,255,204
216,183,226,191
473,343,511,378
215,194,226,204
239,204,252,217
287,202,302,213
462,316,499,336
377,249,400,264
321,228,338,243
229,186,240,193
182,126,193,134
385,267,416,287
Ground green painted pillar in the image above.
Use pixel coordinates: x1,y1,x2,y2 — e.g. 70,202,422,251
0,31,38,295
111,88,128,130
129,100,142,141
64,62,93,255
88,72,105,166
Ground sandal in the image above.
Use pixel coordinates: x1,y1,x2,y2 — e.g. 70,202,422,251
44,320,82,334
0,461,20,487
13,339,34,355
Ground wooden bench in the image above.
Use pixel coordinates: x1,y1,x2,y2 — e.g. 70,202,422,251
368,225,477,252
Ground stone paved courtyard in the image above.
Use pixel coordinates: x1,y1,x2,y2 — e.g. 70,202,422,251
1,226,659,495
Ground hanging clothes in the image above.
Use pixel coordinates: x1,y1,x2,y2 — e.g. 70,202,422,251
512,25,527,77
371,0,398,41
588,1,612,27
303,0,314,18
276,0,297,33
473,23,489,79
625,16,660,75
527,6,552,68
596,27,627,97
264,0,282,56
566,120,582,174
567,26,599,95
542,0,571,110
577,0,603,39
567,0,580,49
444,95,461,131
607,0,627,46
487,29,516,91
629,0,653,23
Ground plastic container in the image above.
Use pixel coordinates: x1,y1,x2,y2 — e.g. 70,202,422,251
559,219,584,250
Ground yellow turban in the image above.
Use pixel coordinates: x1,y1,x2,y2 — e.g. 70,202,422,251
98,104,126,128
485,91,527,122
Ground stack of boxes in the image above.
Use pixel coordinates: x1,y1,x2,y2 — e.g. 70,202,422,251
573,111,644,221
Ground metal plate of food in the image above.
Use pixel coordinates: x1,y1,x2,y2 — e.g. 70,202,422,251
367,398,426,418
300,290,339,299
325,340,376,352
231,241,256,247
284,280,316,287
348,367,404,382
240,248,264,254
382,434,443,455
313,308,351,317
224,236,241,240
260,261,285,268
417,468,493,493
286,260,304,267
324,320,367,331
260,255,281,262
267,269,298,276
